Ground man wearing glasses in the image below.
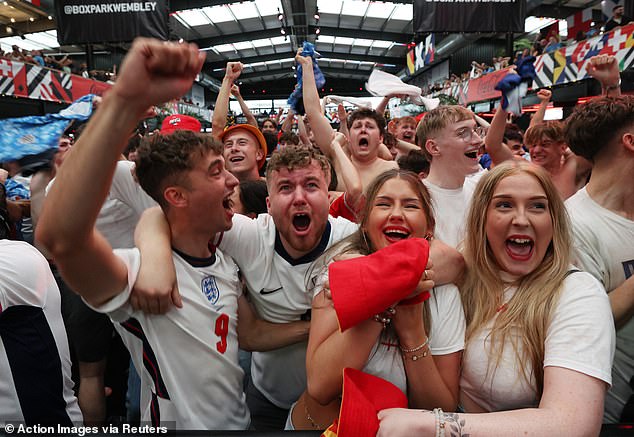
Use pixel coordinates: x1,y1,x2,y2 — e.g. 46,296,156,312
416,105,485,248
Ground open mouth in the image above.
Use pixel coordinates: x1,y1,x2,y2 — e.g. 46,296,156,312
358,138,369,147
383,226,411,243
464,150,478,159
229,156,244,163
292,213,311,232
505,237,534,261
222,194,234,211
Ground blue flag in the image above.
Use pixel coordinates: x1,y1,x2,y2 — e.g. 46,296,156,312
287,41,326,115
0,94,95,162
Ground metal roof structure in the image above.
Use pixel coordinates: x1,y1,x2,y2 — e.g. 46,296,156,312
0,0,609,98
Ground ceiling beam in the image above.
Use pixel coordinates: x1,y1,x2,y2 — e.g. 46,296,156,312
311,26,412,44
236,66,373,82
195,28,284,47
204,50,403,70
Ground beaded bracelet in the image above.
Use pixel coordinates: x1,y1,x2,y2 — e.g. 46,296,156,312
433,408,445,437
372,307,395,330
400,336,430,353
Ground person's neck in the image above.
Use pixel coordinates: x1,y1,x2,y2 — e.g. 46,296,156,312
351,153,379,167
539,160,563,177
169,218,215,259
426,164,466,189
586,159,634,219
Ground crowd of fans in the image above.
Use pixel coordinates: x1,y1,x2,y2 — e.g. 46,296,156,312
0,31,631,437
428,5,633,96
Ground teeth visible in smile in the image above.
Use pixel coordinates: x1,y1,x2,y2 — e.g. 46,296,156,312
509,238,531,244
386,229,408,235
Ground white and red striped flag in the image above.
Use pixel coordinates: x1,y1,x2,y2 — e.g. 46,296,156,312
23,0,41,6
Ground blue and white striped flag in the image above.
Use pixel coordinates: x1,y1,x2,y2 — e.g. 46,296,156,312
0,94,96,162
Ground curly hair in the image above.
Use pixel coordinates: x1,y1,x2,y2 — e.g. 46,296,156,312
135,131,222,209
565,95,634,161
265,144,331,187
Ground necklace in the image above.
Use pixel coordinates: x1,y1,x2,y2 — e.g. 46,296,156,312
496,302,508,313
303,398,327,430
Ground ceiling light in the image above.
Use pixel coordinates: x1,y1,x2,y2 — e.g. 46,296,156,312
280,28,286,35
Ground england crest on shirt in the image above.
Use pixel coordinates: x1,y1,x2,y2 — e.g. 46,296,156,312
202,275,220,304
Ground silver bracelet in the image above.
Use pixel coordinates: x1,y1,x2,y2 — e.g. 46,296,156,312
433,408,445,437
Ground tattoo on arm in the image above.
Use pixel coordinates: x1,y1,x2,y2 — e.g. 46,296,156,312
443,412,469,437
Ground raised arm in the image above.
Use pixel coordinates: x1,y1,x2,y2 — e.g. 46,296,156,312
280,108,295,133
529,88,552,129
587,54,621,97
485,105,515,166
231,84,258,128
297,49,334,150
212,61,243,140
37,38,204,307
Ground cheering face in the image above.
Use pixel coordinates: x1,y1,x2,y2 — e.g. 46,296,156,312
348,117,383,162
485,173,553,281
223,129,263,178
526,135,566,169
266,161,330,259
395,121,417,143
430,118,482,176
184,152,239,234
261,120,277,134
364,177,430,252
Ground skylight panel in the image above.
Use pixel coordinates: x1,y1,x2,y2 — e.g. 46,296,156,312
371,40,393,49
270,36,288,45
252,38,271,48
354,38,374,47
341,0,367,17
213,44,235,53
318,35,336,44
391,3,413,21
336,37,355,45
176,9,209,27
230,2,258,20
366,2,392,18
233,41,253,51
25,31,59,48
317,0,343,15
201,5,234,24
254,0,282,17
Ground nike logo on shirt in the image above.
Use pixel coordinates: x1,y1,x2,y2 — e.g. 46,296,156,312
259,287,283,295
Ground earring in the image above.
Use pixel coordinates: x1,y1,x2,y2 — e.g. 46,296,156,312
424,232,433,241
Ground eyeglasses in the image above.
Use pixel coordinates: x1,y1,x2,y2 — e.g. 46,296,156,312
455,127,483,143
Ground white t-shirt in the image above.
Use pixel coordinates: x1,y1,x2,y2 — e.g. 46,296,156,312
423,171,483,249
90,247,249,430
460,271,615,412
214,213,358,409
47,161,156,249
0,241,82,425
566,187,634,423
362,284,466,394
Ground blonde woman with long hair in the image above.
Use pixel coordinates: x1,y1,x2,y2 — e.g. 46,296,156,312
378,161,615,436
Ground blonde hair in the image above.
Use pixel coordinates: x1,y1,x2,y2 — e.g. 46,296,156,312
460,161,572,397
416,105,474,161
